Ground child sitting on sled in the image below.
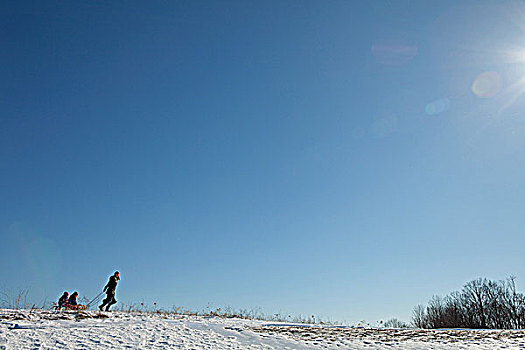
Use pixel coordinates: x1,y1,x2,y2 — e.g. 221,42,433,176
58,291,69,308
55,291,86,310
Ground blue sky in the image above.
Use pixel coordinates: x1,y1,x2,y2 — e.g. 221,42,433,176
1,0,524,323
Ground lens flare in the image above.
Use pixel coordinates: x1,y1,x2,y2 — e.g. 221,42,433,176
472,72,502,98
425,98,451,116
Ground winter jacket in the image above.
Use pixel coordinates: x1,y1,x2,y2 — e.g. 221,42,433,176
104,275,119,295
58,295,68,307
68,295,78,306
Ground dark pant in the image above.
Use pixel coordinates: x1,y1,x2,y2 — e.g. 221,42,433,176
100,293,117,311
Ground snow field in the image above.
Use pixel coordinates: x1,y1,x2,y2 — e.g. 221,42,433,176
1,309,524,349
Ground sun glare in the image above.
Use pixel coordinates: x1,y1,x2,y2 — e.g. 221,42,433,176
505,48,525,64
472,72,502,98
519,50,525,62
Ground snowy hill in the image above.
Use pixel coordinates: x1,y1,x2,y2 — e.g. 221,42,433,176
1,309,524,349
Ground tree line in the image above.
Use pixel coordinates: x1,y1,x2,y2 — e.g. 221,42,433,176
412,277,525,329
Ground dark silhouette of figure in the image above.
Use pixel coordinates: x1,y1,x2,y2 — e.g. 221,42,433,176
58,292,69,308
99,271,120,311
68,291,79,306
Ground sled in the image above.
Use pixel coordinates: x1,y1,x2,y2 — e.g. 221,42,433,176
53,302,86,311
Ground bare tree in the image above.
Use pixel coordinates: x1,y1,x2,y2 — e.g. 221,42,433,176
413,277,525,329
384,318,408,328
412,304,426,328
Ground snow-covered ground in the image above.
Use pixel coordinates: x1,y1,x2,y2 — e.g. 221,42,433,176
1,309,524,349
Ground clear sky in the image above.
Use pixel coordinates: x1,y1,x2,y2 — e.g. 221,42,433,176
1,0,524,324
